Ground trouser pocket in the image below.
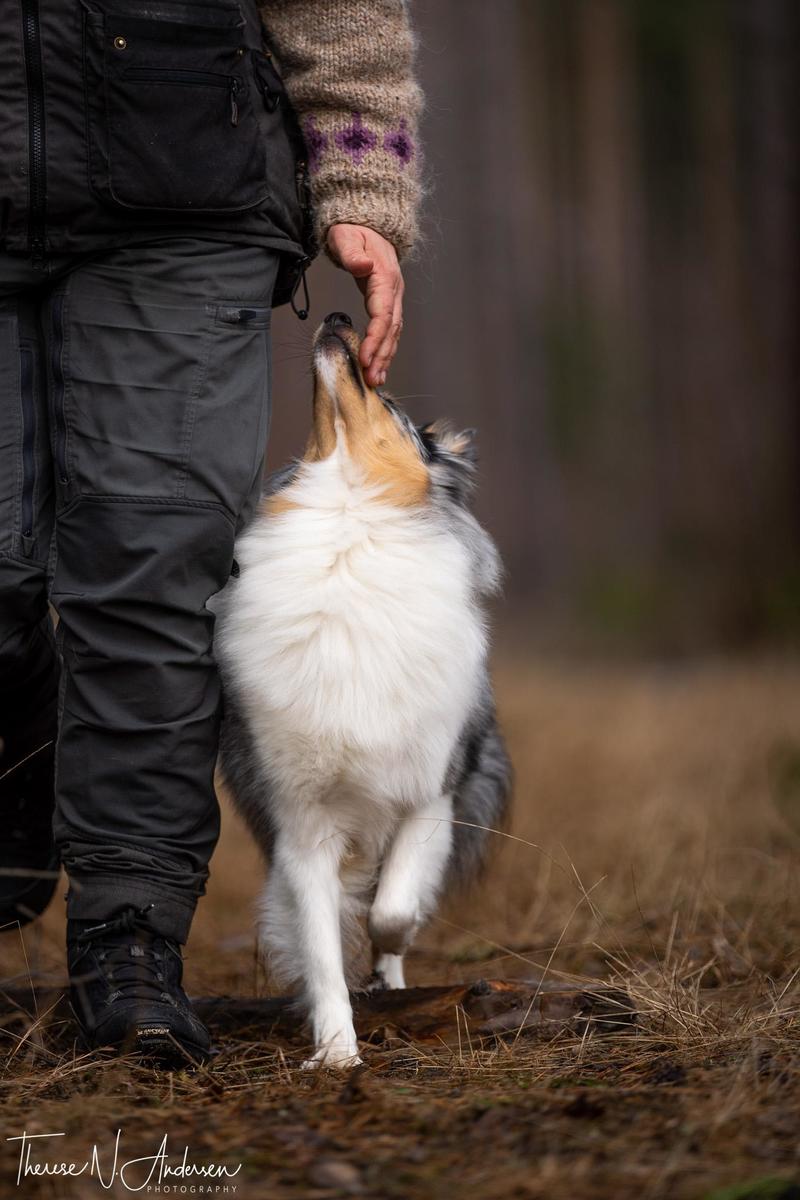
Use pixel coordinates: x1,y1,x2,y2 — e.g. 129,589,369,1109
50,275,209,501
57,291,272,514
181,301,272,517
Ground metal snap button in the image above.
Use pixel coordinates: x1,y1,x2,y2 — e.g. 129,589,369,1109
113,35,127,49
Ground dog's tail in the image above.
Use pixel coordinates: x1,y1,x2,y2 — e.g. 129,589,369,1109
447,705,513,887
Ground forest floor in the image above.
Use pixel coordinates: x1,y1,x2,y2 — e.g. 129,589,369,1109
1,654,799,1199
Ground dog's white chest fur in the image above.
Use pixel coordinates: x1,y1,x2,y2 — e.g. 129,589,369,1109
220,445,486,825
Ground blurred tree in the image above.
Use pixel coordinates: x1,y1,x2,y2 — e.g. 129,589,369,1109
268,0,800,651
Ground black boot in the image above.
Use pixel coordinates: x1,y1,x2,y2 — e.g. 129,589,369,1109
67,905,211,1067
0,696,60,929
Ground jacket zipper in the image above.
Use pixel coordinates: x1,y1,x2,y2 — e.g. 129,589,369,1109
19,347,36,538
123,68,241,125
51,294,68,483
21,0,46,264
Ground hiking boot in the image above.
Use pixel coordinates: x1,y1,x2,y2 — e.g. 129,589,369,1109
0,697,60,929
67,905,211,1067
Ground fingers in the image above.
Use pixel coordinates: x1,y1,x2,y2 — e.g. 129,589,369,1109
327,223,405,387
361,273,402,385
358,244,403,386
365,285,404,387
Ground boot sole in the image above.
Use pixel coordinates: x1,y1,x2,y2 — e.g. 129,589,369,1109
130,1030,210,1069
69,1001,210,1069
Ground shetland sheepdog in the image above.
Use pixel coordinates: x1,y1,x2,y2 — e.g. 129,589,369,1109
215,311,511,1067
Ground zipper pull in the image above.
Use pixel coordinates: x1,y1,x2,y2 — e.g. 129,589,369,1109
229,79,239,126
290,257,311,321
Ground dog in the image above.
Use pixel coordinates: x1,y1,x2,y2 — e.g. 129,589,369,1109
215,311,511,1067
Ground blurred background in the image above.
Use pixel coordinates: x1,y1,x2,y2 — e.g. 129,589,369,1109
269,0,799,655
4,14,799,1190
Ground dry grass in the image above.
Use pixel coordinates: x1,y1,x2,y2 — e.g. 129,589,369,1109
1,654,799,1199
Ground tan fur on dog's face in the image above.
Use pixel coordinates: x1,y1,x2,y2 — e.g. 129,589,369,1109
306,319,430,507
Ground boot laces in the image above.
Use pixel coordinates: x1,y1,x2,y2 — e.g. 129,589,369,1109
78,905,175,1004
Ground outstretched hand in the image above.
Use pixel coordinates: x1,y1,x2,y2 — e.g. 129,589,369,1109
326,223,404,387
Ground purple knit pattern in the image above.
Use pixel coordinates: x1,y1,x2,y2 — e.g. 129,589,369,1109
334,112,378,166
303,116,329,174
383,119,414,168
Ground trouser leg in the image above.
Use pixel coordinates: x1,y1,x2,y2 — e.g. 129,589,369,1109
48,239,278,942
0,287,59,750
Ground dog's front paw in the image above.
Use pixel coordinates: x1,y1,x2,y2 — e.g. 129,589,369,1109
304,1008,361,1070
301,1041,362,1071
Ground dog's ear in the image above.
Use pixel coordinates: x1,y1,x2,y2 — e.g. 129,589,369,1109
420,421,478,464
419,421,479,503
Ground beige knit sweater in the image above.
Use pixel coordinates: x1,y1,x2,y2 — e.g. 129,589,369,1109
258,0,422,259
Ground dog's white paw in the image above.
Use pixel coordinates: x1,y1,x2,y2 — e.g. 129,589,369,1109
301,1042,362,1071
303,1007,361,1070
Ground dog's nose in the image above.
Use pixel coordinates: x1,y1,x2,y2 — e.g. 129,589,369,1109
323,312,353,329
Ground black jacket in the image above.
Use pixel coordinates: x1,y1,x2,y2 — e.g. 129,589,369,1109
1,0,314,306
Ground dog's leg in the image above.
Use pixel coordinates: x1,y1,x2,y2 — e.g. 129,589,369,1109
368,792,453,989
268,830,361,1069
369,949,407,990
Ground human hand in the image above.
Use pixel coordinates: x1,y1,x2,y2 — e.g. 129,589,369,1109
326,223,404,387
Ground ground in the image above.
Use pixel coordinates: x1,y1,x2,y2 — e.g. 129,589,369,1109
1,655,799,1199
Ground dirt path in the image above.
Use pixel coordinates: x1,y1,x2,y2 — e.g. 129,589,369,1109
2,658,799,1199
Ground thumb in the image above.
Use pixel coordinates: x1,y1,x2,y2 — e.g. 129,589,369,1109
328,228,374,276
338,247,374,277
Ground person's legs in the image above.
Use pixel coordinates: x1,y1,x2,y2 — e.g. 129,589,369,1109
46,239,278,943
0,273,61,926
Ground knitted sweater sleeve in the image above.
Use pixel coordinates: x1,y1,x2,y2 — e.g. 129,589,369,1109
257,0,422,259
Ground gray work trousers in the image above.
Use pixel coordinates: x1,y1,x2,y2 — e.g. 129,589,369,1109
0,239,278,942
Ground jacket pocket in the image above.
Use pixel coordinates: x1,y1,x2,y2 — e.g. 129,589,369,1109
82,1,269,213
